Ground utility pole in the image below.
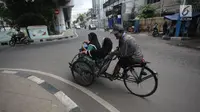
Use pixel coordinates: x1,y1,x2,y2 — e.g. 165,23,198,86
160,0,164,16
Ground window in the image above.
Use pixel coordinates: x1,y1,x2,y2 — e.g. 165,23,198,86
147,0,160,4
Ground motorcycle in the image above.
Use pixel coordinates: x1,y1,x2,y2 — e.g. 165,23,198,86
9,33,32,47
152,25,160,37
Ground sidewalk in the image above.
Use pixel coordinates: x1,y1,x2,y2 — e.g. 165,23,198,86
0,29,76,44
166,39,200,50
0,72,80,112
130,32,200,50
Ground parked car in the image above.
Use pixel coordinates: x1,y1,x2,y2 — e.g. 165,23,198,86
75,25,81,29
89,24,96,30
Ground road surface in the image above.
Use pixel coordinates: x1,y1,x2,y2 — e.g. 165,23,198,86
0,29,200,112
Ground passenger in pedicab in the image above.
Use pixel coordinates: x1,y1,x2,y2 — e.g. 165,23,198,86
81,37,113,60
80,32,101,52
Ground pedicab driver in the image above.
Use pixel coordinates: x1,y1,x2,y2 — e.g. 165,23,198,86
112,24,144,79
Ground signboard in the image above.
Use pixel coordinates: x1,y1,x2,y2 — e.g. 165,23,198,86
180,5,192,21
180,5,192,17
55,9,59,14
27,26,49,39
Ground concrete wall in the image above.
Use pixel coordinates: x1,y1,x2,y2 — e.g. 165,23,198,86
55,0,74,33
147,0,180,14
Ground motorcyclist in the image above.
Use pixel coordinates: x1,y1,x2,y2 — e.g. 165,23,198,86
153,23,158,31
111,24,144,79
15,27,25,42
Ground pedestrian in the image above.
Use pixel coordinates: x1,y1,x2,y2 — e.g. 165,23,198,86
163,21,168,35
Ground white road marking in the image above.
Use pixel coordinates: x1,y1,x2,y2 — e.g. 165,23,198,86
54,91,80,112
27,75,45,84
2,70,18,74
0,68,120,112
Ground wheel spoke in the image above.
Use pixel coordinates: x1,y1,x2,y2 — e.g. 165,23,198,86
125,77,137,83
81,72,90,83
123,66,158,97
71,61,95,87
140,75,154,82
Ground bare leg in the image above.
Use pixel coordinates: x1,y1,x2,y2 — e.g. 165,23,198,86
113,62,121,76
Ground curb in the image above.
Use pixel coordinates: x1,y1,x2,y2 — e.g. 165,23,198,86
162,36,191,41
1,70,81,112
0,29,78,46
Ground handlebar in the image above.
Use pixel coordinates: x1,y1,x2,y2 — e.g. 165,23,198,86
111,47,120,60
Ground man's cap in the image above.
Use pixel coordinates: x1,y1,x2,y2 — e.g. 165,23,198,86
111,24,124,33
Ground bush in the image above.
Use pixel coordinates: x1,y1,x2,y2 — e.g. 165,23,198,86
138,5,156,19
16,13,47,27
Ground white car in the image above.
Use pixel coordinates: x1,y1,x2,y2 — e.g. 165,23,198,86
75,25,81,29
89,24,96,30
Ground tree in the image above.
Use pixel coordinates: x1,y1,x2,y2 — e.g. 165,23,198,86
75,13,87,27
2,0,56,28
16,13,46,27
138,5,156,18
77,13,86,22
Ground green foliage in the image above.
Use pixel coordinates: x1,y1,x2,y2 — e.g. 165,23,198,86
138,5,156,19
0,2,12,24
2,0,56,27
77,13,86,22
16,13,46,27
75,13,87,26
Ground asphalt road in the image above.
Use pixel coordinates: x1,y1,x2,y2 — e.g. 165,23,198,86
0,29,200,112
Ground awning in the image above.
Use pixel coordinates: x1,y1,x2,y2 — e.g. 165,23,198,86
164,12,200,20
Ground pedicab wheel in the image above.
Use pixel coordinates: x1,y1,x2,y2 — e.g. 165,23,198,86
71,54,80,64
123,66,158,97
71,60,95,87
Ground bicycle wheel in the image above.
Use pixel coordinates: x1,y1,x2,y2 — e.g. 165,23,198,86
124,66,158,97
71,60,95,87
71,54,80,64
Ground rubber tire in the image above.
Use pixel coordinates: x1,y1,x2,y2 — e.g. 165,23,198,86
71,60,95,87
123,66,158,97
153,32,159,37
24,40,30,45
9,40,15,47
71,54,80,64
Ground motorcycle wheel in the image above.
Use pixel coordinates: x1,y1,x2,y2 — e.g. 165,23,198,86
23,38,31,45
9,40,16,47
152,32,159,37
24,40,30,45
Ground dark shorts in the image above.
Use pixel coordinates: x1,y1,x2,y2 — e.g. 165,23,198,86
117,56,142,68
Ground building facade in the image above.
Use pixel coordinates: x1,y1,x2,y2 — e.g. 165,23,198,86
146,0,200,16
54,0,74,33
103,0,145,28
91,0,106,28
